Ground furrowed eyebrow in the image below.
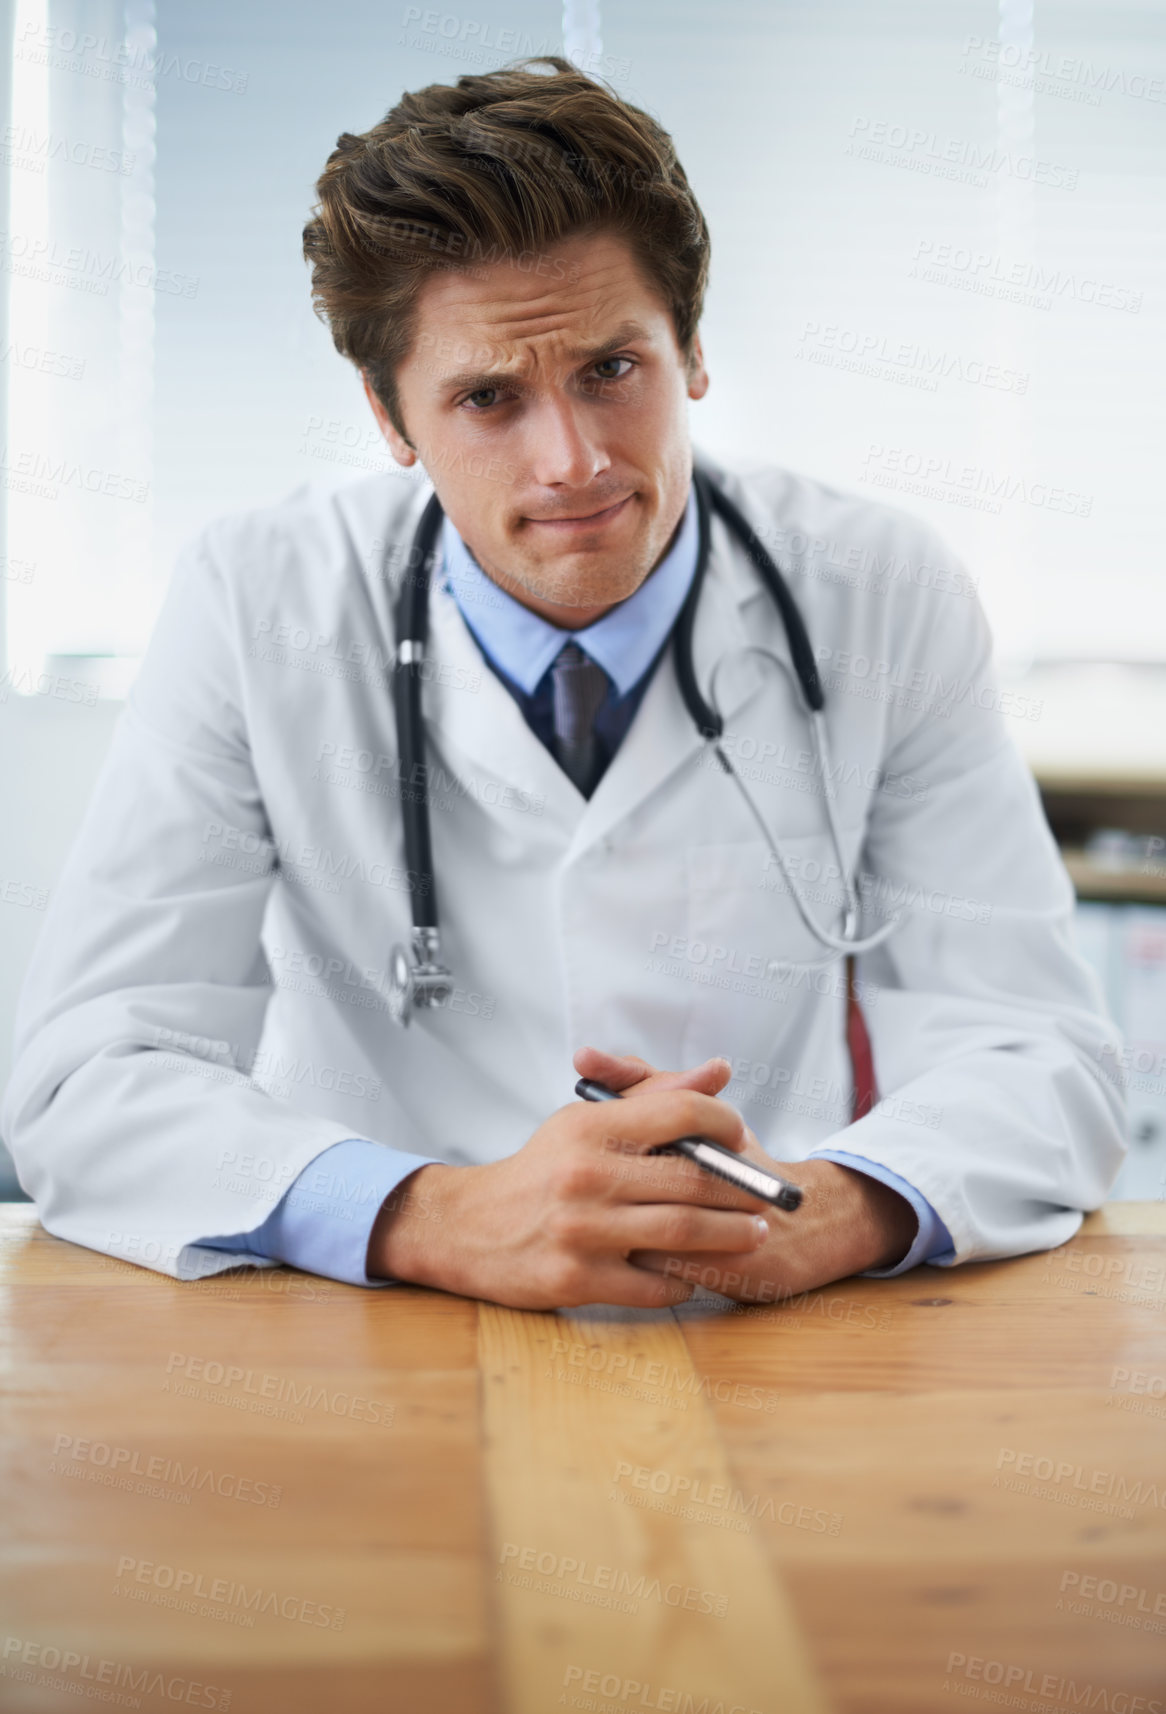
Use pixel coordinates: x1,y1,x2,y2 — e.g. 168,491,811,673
437,319,652,396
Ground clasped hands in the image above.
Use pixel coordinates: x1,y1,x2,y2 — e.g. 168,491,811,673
369,1045,917,1308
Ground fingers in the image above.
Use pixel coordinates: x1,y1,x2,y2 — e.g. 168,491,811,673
572,1046,653,1090
627,1250,768,1303
606,1203,770,1257
591,1145,770,1213
573,1046,734,1100
585,1260,696,1309
629,1242,789,1296
634,1058,734,1099
582,1085,749,1155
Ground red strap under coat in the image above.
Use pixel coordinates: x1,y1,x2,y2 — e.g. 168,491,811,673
846,954,877,1121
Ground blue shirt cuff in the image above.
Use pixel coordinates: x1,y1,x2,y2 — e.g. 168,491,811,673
195,1139,441,1287
808,1149,956,1276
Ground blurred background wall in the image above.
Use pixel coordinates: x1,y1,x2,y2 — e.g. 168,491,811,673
2,0,1164,1197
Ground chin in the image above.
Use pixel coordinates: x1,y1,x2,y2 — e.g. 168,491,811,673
540,567,646,609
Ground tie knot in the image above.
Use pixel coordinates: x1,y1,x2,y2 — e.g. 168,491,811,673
551,643,609,747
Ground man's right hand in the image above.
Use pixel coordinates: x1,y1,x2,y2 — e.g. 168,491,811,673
366,1057,772,1308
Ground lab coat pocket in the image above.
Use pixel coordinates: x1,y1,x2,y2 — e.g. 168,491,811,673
680,832,853,1067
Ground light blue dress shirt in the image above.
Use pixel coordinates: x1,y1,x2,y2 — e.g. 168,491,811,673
197,484,954,1285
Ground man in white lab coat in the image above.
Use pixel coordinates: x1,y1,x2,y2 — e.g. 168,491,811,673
1,57,1125,1306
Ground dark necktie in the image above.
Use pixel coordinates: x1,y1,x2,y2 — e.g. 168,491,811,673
550,642,609,796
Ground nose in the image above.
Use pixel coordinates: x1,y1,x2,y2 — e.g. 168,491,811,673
522,389,611,492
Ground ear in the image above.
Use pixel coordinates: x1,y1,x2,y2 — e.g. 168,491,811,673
686,332,709,402
362,371,417,467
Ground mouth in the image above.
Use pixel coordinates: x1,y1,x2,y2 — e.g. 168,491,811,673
522,494,633,534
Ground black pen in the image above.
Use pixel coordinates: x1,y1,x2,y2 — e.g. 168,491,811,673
574,1077,803,1212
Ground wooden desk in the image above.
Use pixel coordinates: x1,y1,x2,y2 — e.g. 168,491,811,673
2,1203,1165,1714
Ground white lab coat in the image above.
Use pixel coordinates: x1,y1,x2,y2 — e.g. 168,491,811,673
1,450,1126,1279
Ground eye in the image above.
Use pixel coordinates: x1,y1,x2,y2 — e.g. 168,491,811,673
591,356,634,382
463,387,500,411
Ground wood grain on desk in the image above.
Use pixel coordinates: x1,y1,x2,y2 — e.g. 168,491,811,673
1,1204,1164,1714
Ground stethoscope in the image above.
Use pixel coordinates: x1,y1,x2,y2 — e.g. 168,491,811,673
386,463,900,1025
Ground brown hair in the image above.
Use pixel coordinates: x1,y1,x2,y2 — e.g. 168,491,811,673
302,55,710,442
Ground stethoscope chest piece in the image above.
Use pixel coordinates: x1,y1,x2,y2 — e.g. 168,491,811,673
387,927,453,1027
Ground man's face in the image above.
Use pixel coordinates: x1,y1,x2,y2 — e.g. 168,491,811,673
363,230,708,624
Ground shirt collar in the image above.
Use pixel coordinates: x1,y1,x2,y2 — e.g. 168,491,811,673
439,484,699,698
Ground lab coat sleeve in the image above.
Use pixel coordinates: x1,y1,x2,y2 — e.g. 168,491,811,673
805,543,1126,1265
0,528,411,1281
196,1138,441,1287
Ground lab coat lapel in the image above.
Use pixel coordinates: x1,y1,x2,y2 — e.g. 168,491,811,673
423,578,585,832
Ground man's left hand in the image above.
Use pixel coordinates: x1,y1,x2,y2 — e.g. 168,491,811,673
572,1045,919,1303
